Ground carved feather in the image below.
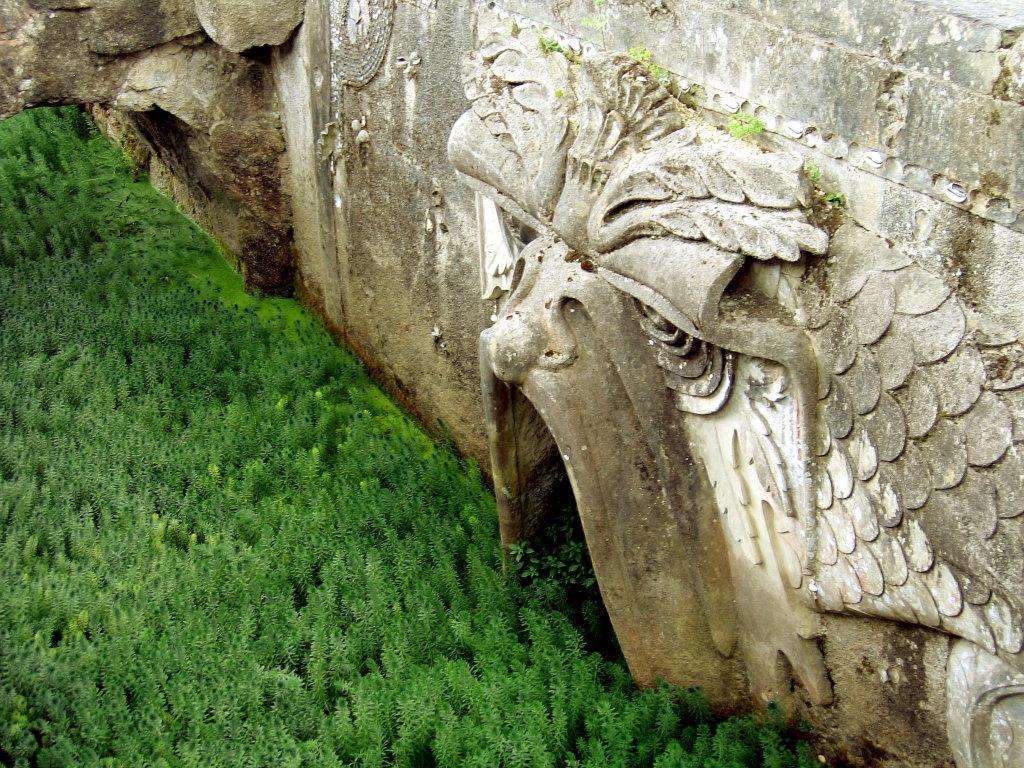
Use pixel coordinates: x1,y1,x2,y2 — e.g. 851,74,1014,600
806,229,1024,669
589,134,829,259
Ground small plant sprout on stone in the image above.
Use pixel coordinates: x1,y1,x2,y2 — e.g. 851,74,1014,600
627,46,673,86
823,191,846,209
726,112,766,139
538,35,580,62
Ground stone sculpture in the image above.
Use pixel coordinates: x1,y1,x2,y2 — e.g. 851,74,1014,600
330,0,396,87
4,0,1022,760
448,23,1024,767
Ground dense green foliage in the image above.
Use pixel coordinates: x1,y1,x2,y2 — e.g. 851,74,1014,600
507,509,618,659
0,108,819,767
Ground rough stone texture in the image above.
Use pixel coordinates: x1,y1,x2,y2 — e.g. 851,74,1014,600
500,0,1024,228
116,41,295,293
0,1,295,294
275,0,499,467
196,0,304,53
37,0,201,56
274,0,344,321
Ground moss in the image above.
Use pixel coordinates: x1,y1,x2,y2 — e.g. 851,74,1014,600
802,163,845,236
677,83,705,109
993,63,1013,101
726,112,766,140
978,169,1008,198
538,35,580,63
808,189,846,236
627,46,673,85
942,216,988,309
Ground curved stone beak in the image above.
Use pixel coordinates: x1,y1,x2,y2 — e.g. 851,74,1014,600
478,264,745,706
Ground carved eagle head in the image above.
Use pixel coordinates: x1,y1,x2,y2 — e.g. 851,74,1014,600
453,27,1024,744
448,25,829,342
450,24,833,547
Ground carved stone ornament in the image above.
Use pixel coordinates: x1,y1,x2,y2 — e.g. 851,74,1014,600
449,17,1024,767
329,0,395,87
948,640,1024,768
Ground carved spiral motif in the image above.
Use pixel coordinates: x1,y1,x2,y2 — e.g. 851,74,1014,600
330,0,395,87
947,640,1024,768
634,299,736,415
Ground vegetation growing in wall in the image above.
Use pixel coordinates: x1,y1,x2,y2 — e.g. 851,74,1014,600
726,113,766,140
539,35,581,63
0,107,822,767
507,507,619,659
803,161,847,235
627,46,673,86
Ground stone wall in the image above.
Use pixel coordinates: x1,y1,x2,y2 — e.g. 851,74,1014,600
0,0,302,294
440,9,1024,767
4,1,1024,766
275,0,494,464
277,0,1024,483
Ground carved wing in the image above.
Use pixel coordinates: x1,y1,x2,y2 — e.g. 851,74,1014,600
607,121,1024,668
452,18,1024,700
588,128,828,261
608,131,825,574
804,227,1024,662
594,110,838,701
589,84,1024,690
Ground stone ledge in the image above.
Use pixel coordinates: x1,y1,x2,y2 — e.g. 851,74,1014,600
921,0,1024,30
703,0,1021,95
484,0,1024,233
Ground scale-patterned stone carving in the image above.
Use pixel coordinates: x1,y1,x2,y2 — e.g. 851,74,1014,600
449,18,1024,768
801,229,1024,659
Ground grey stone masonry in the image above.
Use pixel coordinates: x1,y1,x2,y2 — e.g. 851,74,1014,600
492,0,1024,231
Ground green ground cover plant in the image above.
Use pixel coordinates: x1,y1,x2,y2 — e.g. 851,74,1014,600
0,107,819,768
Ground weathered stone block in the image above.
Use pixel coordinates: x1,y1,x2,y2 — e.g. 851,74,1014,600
195,0,304,52
5,1,1024,765
441,10,1024,766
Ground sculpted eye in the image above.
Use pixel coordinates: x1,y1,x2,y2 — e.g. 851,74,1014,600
632,298,735,415
634,298,691,347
